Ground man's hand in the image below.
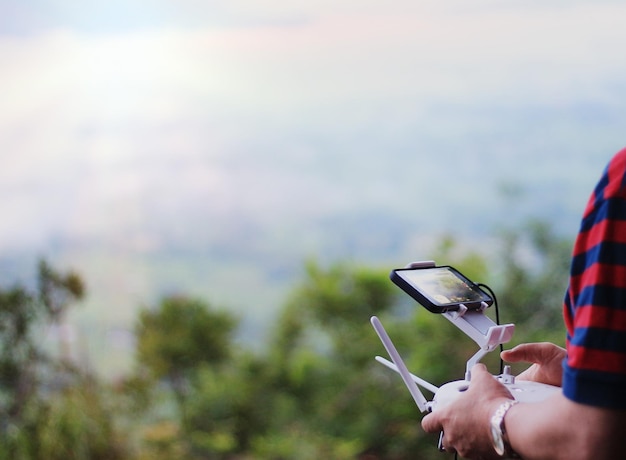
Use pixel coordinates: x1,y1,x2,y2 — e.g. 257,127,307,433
421,364,514,459
501,342,566,387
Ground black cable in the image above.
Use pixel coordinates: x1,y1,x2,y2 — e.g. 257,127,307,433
476,283,504,375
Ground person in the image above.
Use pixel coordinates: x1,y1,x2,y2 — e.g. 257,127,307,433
422,147,626,459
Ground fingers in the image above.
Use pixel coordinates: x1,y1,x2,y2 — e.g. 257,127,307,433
440,436,455,454
501,342,545,364
501,342,566,365
422,365,490,434
421,411,443,434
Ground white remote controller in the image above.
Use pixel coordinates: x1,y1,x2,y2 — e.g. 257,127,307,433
371,316,559,414
433,371,560,410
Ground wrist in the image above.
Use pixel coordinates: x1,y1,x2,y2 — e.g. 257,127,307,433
489,399,520,458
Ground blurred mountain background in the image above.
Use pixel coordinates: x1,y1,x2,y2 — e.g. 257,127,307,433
1,0,625,376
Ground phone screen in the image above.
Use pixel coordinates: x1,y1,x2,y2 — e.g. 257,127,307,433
392,266,491,310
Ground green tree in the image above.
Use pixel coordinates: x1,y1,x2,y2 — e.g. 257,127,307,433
0,260,85,429
12,376,126,460
134,296,238,409
0,260,128,460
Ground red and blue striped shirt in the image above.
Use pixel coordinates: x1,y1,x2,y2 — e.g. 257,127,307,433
563,147,626,409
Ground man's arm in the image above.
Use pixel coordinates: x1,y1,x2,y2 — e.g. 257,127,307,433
506,391,626,460
502,343,626,458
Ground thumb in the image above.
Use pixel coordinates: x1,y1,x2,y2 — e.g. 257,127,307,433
470,362,489,377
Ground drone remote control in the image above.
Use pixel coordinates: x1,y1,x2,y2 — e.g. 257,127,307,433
434,369,559,409
371,261,560,416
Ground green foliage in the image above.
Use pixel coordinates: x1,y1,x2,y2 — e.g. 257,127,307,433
183,357,263,457
134,295,238,405
277,261,397,364
0,284,38,419
250,425,364,460
142,224,571,460
0,260,130,460
0,217,573,460
0,260,86,426
135,420,188,460
38,259,85,320
11,379,125,460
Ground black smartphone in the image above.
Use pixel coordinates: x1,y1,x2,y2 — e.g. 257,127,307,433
390,265,493,313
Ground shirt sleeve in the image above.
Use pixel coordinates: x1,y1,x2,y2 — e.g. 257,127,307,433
562,149,626,409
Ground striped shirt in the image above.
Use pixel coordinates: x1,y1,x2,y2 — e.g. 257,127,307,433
563,147,626,409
